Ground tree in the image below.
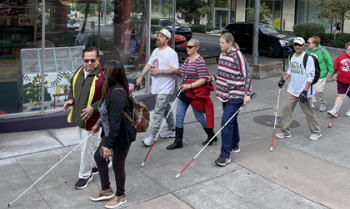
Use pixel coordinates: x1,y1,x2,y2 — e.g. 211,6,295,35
100,0,113,14
318,0,350,39
246,4,272,23
177,0,209,24
73,3,96,33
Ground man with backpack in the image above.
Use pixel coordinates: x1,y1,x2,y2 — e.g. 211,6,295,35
276,37,322,141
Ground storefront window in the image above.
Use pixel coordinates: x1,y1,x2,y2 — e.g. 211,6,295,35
231,0,236,23
297,0,330,33
0,0,152,117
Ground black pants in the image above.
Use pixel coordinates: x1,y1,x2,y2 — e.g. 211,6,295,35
94,135,131,196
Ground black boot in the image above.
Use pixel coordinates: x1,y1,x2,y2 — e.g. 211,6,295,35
202,128,218,146
166,127,183,150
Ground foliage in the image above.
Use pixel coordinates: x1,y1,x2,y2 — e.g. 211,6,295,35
175,46,187,53
73,3,96,17
151,0,173,18
100,0,113,14
318,0,350,23
91,35,113,50
23,74,52,105
246,4,272,22
189,25,214,33
329,34,350,48
177,0,209,23
293,23,326,41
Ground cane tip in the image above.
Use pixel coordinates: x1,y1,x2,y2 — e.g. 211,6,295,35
141,162,144,167
8,203,10,207
270,147,273,151
176,174,180,179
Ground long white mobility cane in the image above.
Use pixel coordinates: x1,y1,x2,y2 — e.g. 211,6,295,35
175,92,257,179
8,133,93,207
270,88,281,151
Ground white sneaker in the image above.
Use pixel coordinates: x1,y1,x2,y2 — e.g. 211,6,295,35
319,100,327,112
142,133,155,147
160,128,175,138
327,109,337,118
346,109,350,117
310,133,322,141
275,133,292,139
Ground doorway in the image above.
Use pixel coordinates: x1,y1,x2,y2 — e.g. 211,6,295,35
214,8,230,30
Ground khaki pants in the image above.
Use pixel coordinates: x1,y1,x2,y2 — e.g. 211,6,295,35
312,78,327,103
281,92,321,136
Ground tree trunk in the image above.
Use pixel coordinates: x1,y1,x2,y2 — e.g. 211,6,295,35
81,3,90,33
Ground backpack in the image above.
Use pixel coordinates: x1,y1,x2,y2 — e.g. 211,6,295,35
123,95,150,132
289,52,321,93
115,87,150,132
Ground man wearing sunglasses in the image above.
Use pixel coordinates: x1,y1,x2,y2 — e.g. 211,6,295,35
276,37,322,141
136,28,179,146
63,46,109,189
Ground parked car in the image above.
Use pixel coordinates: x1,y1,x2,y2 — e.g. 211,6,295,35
151,18,192,41
150,25,187,50
221,22,296,57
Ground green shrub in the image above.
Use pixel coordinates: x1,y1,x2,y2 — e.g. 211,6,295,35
293,23,326,41
329,34,350,48
189,25,213,33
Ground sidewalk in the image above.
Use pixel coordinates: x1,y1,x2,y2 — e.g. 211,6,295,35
1,64,350,209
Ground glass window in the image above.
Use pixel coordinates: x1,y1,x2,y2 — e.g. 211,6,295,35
0,0,153,117
247,0,281,29
230,0,236,23
297,0,331,33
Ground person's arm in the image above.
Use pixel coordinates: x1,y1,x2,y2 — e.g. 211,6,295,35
237,51,251,96
333,56,340,75
181,79,206,91
324,49,335,75
305,55,315,89
104,89,126,150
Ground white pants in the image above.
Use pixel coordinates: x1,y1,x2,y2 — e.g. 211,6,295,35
76,126,102,179
312,78,327,103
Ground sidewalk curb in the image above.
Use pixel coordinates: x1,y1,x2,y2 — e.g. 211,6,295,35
193,32,221,37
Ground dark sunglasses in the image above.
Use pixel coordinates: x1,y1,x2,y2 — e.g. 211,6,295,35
83,59,97,63
293,43,304,47
186,45,196,49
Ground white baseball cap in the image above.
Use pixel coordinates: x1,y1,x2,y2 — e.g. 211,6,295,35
293,37,305,45
155,28,171,39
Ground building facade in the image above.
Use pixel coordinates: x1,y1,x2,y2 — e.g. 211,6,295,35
208,0,350,33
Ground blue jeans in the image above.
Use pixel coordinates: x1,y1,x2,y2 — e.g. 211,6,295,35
176,98,206,128
220,99,243,157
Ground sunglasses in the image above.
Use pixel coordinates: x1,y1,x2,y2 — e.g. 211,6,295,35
293,43,304,47
186,45,196,49
83,59,97,63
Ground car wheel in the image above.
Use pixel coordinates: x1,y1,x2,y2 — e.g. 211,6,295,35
266,43,280,58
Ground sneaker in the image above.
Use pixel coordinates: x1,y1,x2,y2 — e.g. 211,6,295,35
90,188,114,202
91,158,112,175
75,175,93,189
215,156,231,166
142,133,155,147
105,194,127,209
346,109,350,117
275,133,292,139
312,106,315,112
231,147,240,153
319,100,327,112
309,133,322,141
327,109,337,118
160,128,175,138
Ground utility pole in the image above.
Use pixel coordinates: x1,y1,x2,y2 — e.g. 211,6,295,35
104,0,107,24
252,0,260,65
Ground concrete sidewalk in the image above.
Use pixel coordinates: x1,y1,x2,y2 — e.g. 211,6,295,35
1,64,349,209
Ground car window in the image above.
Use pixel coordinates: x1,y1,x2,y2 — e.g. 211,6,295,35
259,24,279,35
160,19,172,26
226,24,237,30
246,24,253,33
236,24,247,32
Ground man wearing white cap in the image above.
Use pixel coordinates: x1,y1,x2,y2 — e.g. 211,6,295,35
276,37,322,141
136,28,179,146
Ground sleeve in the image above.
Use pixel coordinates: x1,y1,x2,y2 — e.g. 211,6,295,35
287,55,292,75
91,100,100,113
306,56,315,83
96,117,102,127
237,51,252,96
333,56,340,75
211,53,223,81
196,58,208,79
171,50,179,69
104,90,126,149
324,49,335,74
147,51,155,65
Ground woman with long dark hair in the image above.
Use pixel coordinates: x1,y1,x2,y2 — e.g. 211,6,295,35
90,60,136,208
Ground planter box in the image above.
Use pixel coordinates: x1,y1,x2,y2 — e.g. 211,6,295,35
251,61,283,79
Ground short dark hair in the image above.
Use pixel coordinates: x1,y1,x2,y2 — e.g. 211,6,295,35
82,46,99,58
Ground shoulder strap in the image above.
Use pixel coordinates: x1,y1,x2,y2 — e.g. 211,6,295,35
114,87,136,125
303,53,309,69
320,47,325,60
